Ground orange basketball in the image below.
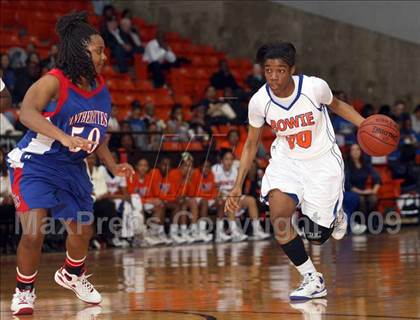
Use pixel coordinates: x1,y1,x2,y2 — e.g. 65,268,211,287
357,115,400,156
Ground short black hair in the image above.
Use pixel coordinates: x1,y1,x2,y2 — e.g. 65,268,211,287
256,41,296,66
56,11,99,85
220,148,233,159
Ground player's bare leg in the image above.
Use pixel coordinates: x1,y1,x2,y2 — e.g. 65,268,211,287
11,209,48,315
167,201,186,244
239,196,270,240
196,199,212,243
269,189,326,300
151,199,172,245
54,220,102,304
215,198,232,243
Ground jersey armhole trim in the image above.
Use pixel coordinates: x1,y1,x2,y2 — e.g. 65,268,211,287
42,69,69,118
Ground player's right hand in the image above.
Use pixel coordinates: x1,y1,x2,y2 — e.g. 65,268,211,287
61,135,96,152
224,187,242,214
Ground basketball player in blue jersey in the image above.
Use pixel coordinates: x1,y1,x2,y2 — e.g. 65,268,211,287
7,12,134,315
225,42,365,300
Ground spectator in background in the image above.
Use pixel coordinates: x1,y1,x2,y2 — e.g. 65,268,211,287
389,142,419,193
41,44,58,70
399,114,417,146
12,54,41,103
25,42,37,57
168,153,201,243
345,144,381,225
145,122,162,151
100,4,116,32
246,63,264,94
361,103,375,119
120,133,136,163
127,101,147,149
224,87,245,124
143,102,165,130
127,158,171,246
330,91,356,145
212,149,270,243
210,59,238,91
0,78,22,142
392,100,407,125
378,104,392,117
121,9,133,19
108,104,120,132
201,86,236,125
105,152,143,248
87,153,119,247
102,16,133,73
1,53,16,92
189,104,212,144
8,47,27,69
92,0,113,16
219,129,244,160
411,104,420,134
191,160,217,243
143,31,177,88
119,18,144,54
166,104,189,142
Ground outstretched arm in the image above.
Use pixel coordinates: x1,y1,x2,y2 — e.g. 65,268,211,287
328,97,365,127
225,125,262,213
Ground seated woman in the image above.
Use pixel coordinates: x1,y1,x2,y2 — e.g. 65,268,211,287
212,149,270,242
127,158,171,246
345,144,382,232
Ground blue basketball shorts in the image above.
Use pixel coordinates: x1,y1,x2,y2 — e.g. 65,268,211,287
7,149,94,223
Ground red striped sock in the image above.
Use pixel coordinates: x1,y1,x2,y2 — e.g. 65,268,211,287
16,267,37,291
64,252,86,276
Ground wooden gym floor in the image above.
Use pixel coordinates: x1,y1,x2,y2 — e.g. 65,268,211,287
1,227,419,320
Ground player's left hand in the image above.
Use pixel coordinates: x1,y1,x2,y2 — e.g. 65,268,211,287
112,163,135,178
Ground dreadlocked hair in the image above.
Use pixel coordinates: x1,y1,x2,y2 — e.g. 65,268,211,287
56,11,99,85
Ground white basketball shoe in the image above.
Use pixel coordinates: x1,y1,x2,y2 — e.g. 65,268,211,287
289,272,327,300
54,267,102,304
332,210,348,240
11,288,36,315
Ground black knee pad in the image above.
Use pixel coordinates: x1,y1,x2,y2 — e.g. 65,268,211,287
299,215,333,245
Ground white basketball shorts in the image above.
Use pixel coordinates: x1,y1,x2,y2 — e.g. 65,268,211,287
260,144,345,228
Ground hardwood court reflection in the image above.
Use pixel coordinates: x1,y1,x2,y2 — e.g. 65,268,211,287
1,227,419,319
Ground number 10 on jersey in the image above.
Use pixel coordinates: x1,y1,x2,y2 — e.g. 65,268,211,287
286,130,312,149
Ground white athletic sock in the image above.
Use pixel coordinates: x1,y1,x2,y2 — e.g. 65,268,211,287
180,224,188,232
198,219,207,231
190,223,198,233
296,257,317,276
252,219,262,232
229,220,240,233
170,224,178,234
158,225,164,234
216,219,224,232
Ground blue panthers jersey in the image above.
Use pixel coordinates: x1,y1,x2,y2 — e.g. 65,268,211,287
16,68,111,163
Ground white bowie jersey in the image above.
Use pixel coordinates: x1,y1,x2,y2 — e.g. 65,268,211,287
212,164,238,196
249,75,336,160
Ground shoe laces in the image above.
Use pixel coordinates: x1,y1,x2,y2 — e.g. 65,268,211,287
298,273,318,289
79,274,94,293
14,289,35,303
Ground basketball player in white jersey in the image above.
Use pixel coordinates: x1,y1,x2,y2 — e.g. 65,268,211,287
225,42,365,300
213,149,270,242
